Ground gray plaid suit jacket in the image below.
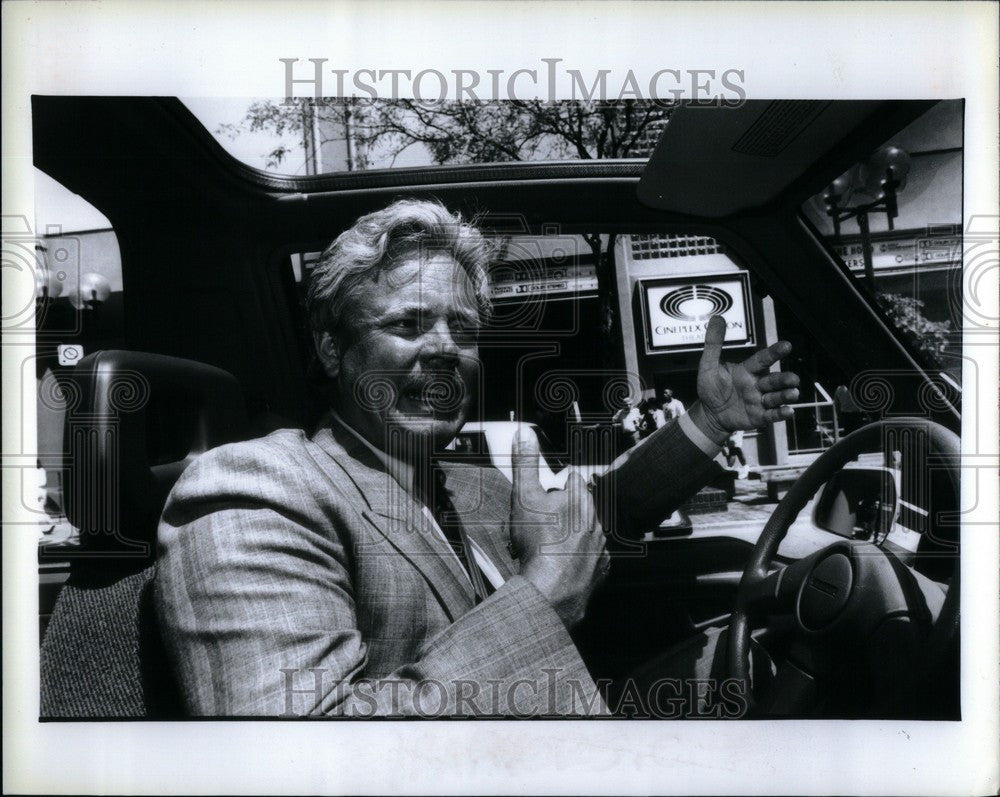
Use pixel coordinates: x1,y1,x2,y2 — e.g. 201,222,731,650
155,416,717,716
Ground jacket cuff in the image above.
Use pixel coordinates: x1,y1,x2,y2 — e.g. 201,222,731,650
415,574,608,716
678,411,724,457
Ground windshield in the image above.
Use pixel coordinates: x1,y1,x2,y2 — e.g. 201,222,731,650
801,100,963,383
181,98,671,175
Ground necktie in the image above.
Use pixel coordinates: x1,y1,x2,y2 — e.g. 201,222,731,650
426,461,494,602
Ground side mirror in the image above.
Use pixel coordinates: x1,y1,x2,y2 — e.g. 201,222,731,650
812,466,899,542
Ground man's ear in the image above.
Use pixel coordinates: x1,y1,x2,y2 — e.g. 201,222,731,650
315,331,341,379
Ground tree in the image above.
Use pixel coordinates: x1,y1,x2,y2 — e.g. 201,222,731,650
219,98,673,369
219,98,671,169
876,292,953,368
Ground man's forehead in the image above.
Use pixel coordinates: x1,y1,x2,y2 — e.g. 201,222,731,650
349,254,479,314
382,255,470,289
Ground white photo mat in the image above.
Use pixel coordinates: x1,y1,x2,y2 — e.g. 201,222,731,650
2,2,997,794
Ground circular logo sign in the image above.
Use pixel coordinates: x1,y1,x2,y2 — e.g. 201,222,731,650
659,284,733,322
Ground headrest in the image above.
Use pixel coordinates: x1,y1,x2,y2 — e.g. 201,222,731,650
62,350,248,559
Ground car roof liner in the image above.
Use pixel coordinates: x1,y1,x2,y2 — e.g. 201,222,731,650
29,96,674,233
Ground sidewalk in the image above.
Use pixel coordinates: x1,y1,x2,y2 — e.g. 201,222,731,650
697,478,778,528
685,476,831,560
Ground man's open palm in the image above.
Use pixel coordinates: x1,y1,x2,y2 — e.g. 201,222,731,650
697,315,800,435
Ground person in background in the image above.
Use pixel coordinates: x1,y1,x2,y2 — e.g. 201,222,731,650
651,398,666,430
834,383,869,436
660,388,686,423
637,400,658,440
723,429,749,480
613,401,642,448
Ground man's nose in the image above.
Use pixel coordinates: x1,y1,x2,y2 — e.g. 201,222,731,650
423,319,460,362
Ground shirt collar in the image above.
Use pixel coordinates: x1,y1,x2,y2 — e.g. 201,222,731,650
329,410,417,499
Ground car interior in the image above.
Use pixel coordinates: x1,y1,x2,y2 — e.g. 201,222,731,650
33,96,961,720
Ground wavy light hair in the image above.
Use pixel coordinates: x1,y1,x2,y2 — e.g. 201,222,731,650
306,198,494,340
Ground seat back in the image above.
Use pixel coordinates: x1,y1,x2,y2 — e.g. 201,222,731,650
41,350,248,718
62,350,249,557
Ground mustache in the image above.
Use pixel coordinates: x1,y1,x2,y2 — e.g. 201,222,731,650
353,370,473,414
402,372,468,411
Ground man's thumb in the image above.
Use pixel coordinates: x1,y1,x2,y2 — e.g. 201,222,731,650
511,424,542,496
699,314,726,372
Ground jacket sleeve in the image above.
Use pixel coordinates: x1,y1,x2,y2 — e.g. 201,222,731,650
154,436,604,717
591,415,719,540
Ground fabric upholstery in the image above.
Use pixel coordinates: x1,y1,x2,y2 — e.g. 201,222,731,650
40,564,183,718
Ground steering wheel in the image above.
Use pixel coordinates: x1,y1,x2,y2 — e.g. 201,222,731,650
727,418,960,717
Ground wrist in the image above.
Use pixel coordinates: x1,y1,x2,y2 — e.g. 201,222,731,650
688,402,730,445
522,562,579,629
522,559,556,602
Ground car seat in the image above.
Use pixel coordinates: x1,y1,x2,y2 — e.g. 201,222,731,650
39,350,248,717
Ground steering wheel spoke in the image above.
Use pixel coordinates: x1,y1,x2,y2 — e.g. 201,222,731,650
739,567,781,608
741,554,820,617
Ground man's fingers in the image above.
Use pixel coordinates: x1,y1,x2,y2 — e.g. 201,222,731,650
762,388,800,408
763,405,795,424
698,315,726,373
511,424,543,502
566,470,588,493
741,340,793,374
757,371,800,393
566,471,585,511
565,471,598,530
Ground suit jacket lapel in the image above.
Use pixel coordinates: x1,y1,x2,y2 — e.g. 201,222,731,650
439,461,518,582
309,420,477,620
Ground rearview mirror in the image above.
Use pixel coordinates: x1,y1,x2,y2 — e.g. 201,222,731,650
812,466,899,542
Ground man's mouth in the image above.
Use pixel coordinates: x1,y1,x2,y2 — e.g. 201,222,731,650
399,376,465,414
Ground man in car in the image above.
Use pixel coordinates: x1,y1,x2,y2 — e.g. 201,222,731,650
155,198,800,717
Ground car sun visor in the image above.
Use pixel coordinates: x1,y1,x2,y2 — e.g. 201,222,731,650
637,100,885,218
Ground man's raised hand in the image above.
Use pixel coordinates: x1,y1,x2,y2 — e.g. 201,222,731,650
691,315,800,442
509,425,609,629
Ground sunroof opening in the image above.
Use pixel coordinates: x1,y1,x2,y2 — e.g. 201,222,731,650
180,98,672,176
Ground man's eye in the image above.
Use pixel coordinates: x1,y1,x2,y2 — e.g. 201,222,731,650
389,319,419,332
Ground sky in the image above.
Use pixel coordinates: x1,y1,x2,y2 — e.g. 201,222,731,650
34,168,111,234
